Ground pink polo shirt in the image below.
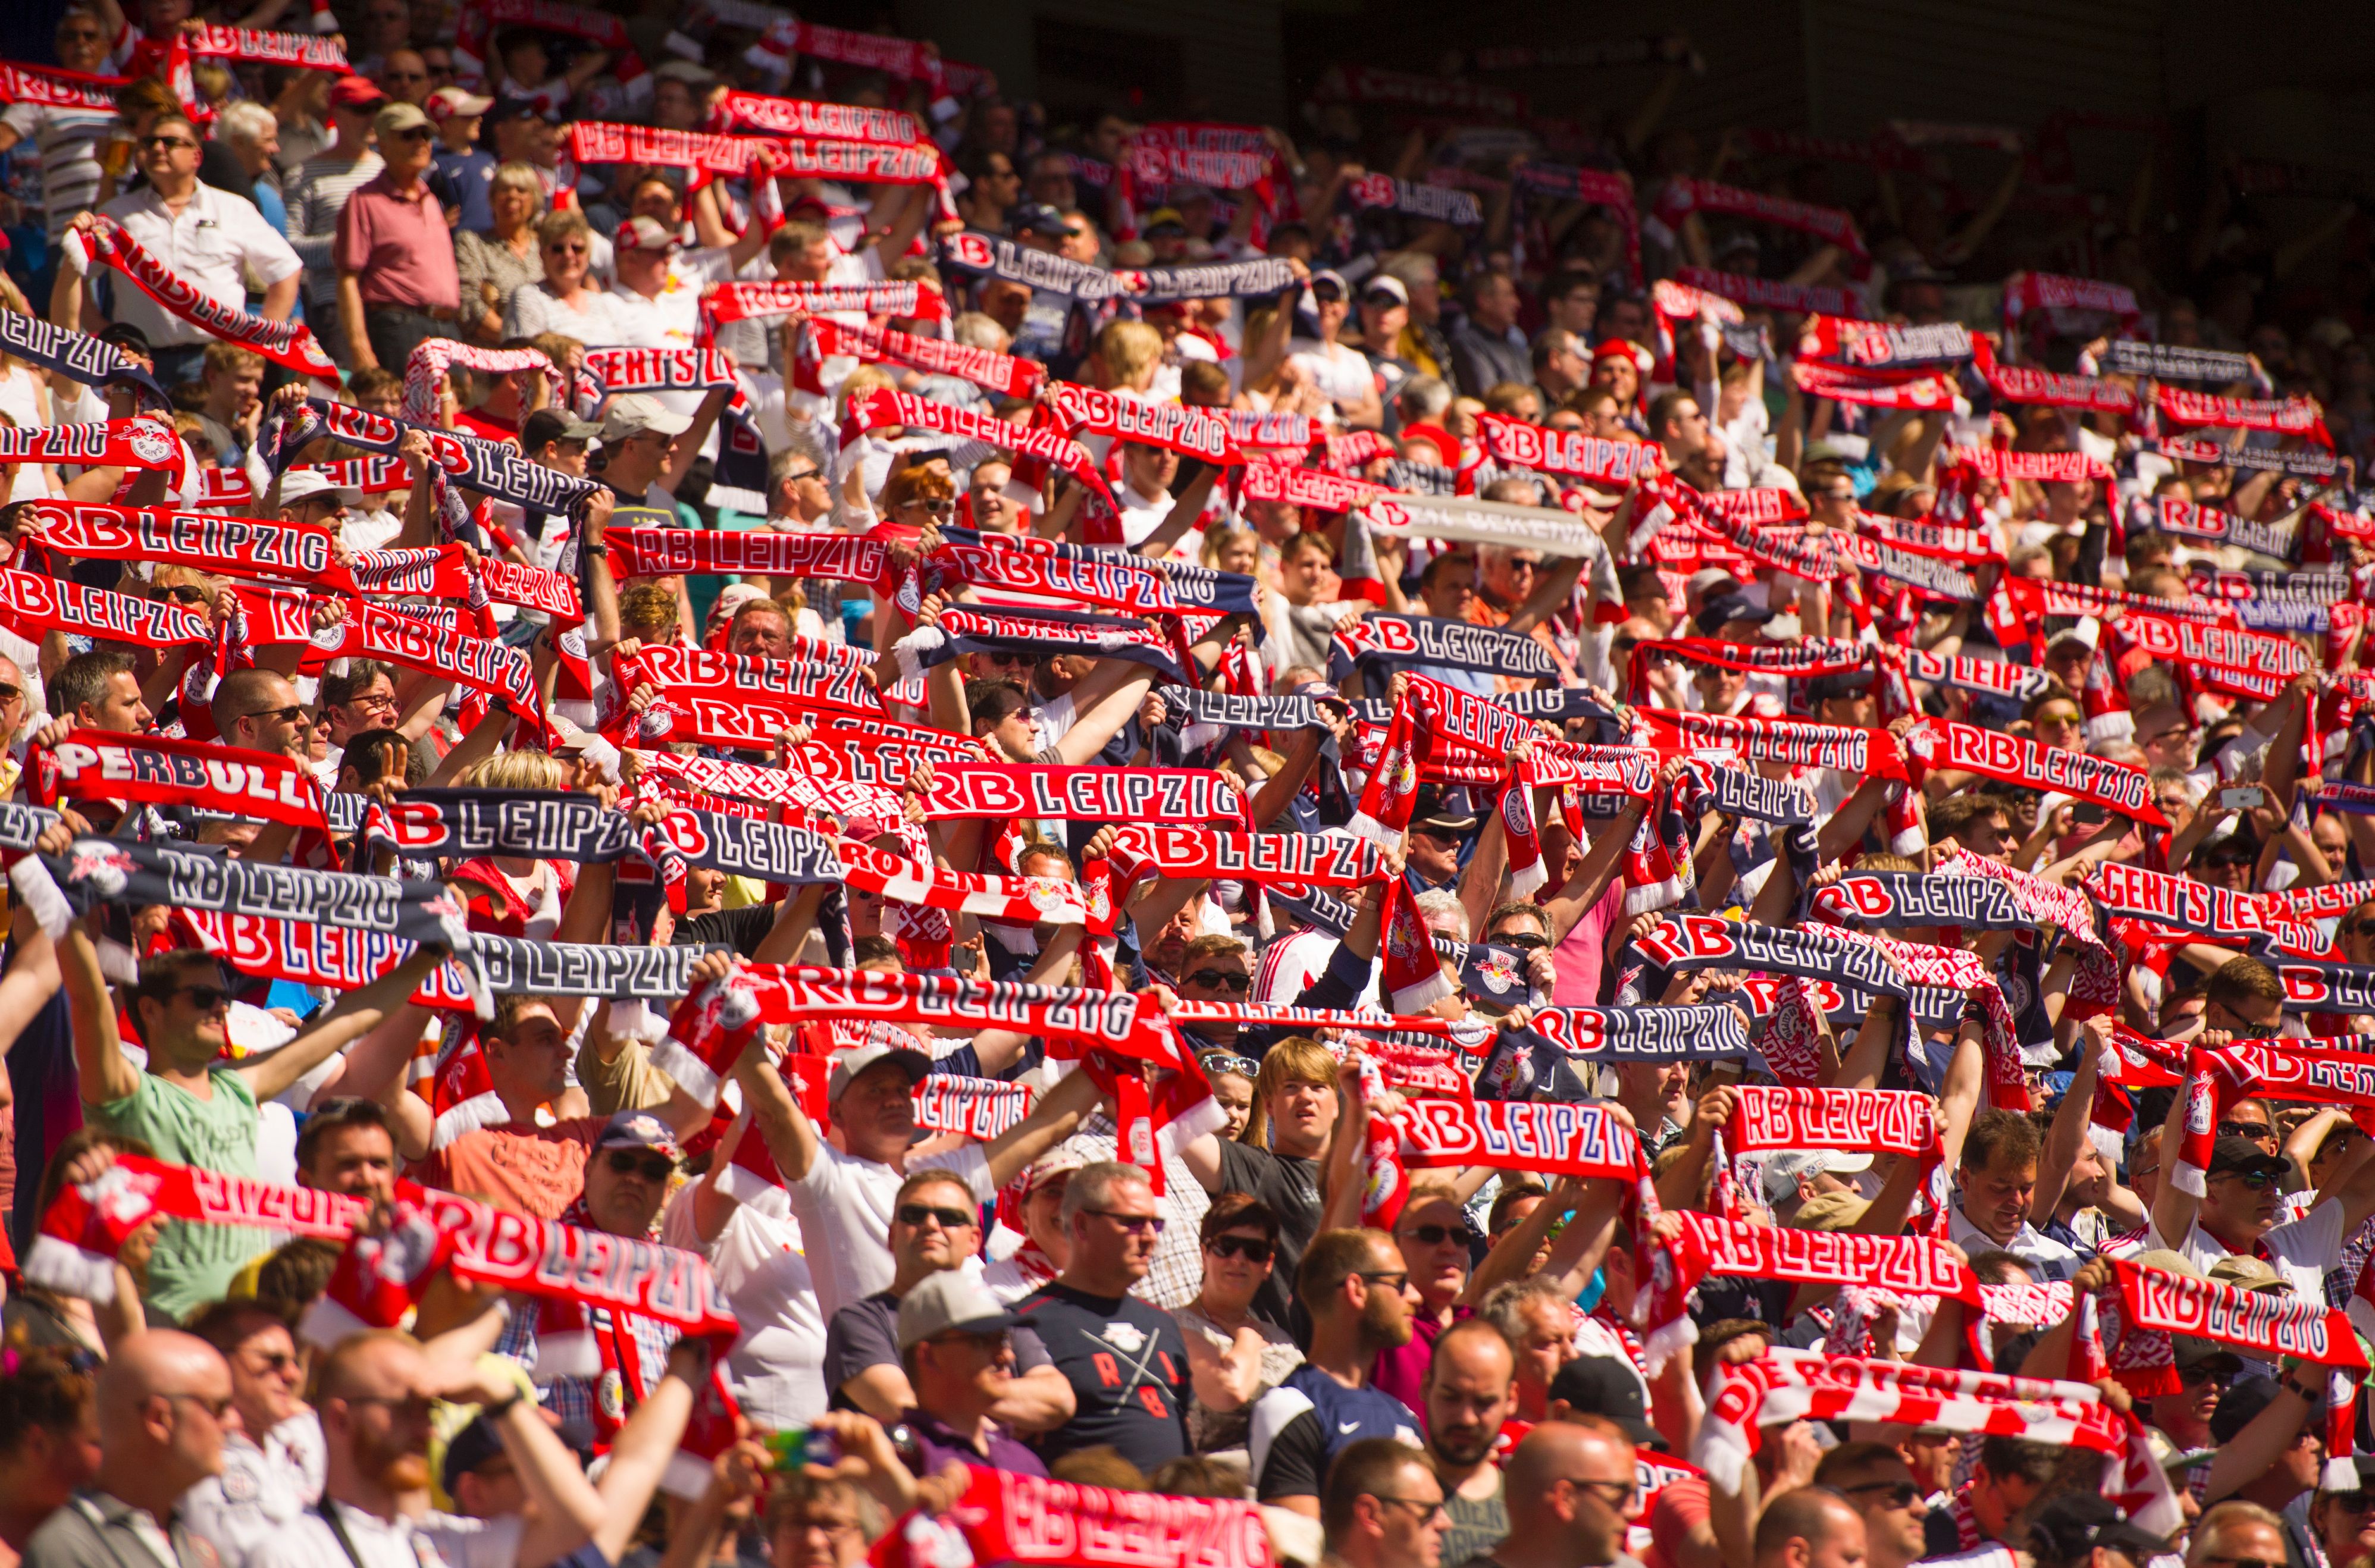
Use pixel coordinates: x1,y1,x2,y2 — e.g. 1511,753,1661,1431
334,170,459,311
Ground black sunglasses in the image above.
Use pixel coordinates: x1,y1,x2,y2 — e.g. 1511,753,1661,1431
1841,1480,1924,1509
1494,932,1550,952
168,983,230,1011
897,1203,978,1230
2218,1120,2272,1139
605,1150,673,1180
1398,1223,1467,1247
1185,968,1251,992
1206,1234,1272,1263
1311,283,1344,302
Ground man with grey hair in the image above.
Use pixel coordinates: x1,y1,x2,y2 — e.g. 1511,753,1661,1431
1011,1160,1192,1473
2186,1501,2287,1568
1531,328,1589,412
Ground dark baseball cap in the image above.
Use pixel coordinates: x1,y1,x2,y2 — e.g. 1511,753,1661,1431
2027,1493,2167,1566
2207,1134,2286,1181
1549,1354,1663,1450
485,96,538,123
1695,595,1775,638
520,407,599,450
440,1414,506,1494
2211,1376,2320,1445
1005,201,1067,238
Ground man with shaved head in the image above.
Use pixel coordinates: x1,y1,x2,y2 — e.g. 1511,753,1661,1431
1425,1318,1518,1564
22,1331,231,1568
1455,1415,1641,1568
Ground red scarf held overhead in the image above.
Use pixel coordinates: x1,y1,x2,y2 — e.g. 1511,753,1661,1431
2155,386,2333,447
0,567,210,650
606,525,893,590
402,339,560,425
1653,177,1869,266
185,22,347,68
712,89,922,145
1039,383,1245,466
31,727,328,832
25,501,343,588
840,387,1106,497
0,418,181,471
1904,716,2166,826
1672,266,1866,318
71,217,339,381
2170,1039,2375,1200
1472,412,1665,484
917,763,1249,826
793,317,1043,399
25,1153,741,1339
703,279,945,324
0,58,129,109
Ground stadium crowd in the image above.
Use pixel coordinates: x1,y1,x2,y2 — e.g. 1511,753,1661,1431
0,11,2371,1568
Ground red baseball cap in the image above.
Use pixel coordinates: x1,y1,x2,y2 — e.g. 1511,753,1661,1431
330,74,387,111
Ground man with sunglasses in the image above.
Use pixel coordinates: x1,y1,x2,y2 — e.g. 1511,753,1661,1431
64,929,448,1322
1251,1228,1421,1518
1812,1441,1932,1568
1321,1437,1453,1568
1013,1160,1193,1473
54,109,302,388
21,1330,234,1568
1458,1418,1647,1568
822,1168,1067,1431
889,1271,1051,1479
333,99,459,374
594,393,727,515
180,1302,318,1566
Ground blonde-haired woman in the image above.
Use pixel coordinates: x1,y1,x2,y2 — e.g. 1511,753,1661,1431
457,163,548,342
504,210,623,344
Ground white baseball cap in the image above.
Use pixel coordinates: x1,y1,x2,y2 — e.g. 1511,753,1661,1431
598,393,693,443
278,469,361,507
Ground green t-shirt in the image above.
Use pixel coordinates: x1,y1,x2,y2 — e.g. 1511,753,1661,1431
90,1069,272,1322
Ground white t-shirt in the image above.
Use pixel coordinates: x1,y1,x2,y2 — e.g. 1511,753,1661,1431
503,283,629,347
1117,482,1174,548
246,1503,522,1568
1284,337,1375,415
662,1180,828,1431
1948,1200,2082,1281
787,1137,994,1322
182,1412,324,1568
70,181,303,348
2151,1199,2344,1302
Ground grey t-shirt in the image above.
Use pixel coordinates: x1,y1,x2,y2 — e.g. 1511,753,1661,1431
822,1285,1050,1409
1441,1476,1509,1567
1215,1141,1320,1328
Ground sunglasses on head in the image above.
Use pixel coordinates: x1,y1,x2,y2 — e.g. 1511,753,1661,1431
1185,968,1251,992
605,1150,673,1180
897,1202,978,1230
1199,1053,1259,1078
1205,1234,1271,1263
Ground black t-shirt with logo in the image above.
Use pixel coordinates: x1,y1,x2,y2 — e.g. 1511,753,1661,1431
1011,1282,1190,1474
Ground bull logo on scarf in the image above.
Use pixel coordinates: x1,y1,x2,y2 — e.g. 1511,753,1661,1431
127,421,178,468
65,841,133,896
1471,949,1520,996
83,1161,161,1228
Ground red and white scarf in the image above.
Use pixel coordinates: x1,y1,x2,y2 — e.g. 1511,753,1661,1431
870,1465,1273,1568
0,418,182,470
712,89,922,145
1904,716,2164,824
70,217,338,381
1672,266,1865,318
186,22,347,69
0,59,127,109
703,279,944,324
1693,1350,2123,1496
1041,383,1245,466
2156,386,2332,447
1653,178,1868,266
402,339,560,425
27,1153,741,1340
792,316,1042,399
841,387,1101,494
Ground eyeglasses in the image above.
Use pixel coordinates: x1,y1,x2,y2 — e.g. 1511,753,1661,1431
1206,1234,1273,1263
783,467,821,484
2219,1120,2273,1139
240,1347,300,1375
900,498,957,519
1357,1269,1411,1291
1184,968,1251,993
1372,1497,1447,1525
546,242,588,255
1494,932,1550,952
2201,1557,2286,1568
393,125,434,140
2179,1362,2232,1387
897,1203,979,1230
2202,851,2254,869
169,984,231,1012
165,1392,235,1421
142,135,199,150
604,1150,674,1181
1841,1480,1925,1509
2213,1169,2278,1190
243,703,308,728
0,683,24,704
1398,1223,1467,1247
2035,710,2081,727
1199,1053,1259,1078
1311,284,1345,303
1086,1209,1165,1234
346,691,400,713
163,585,208,605
2333,1494,2375,1514
1564,1478,1640,1509
343,1392,434,1419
